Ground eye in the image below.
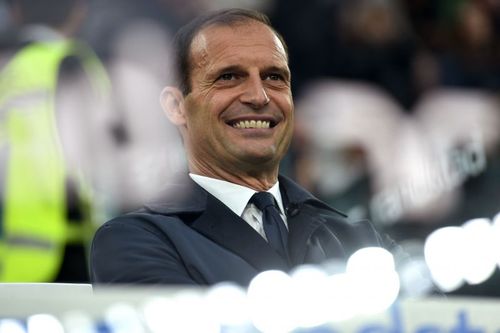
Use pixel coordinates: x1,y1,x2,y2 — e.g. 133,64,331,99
264,73,284,81
218,73,237,81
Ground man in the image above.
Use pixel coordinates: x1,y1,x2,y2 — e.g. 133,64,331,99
91,8,384,285
0,0,111,282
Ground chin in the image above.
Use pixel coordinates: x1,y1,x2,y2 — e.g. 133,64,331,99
240,152,281,170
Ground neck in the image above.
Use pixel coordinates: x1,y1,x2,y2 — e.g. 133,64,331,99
189,159,279,191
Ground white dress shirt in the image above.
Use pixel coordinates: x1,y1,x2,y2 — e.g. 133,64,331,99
189,173,288,240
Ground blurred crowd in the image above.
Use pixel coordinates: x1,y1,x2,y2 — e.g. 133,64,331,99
272,0,500,297
272,0,500,237
1,0,499,295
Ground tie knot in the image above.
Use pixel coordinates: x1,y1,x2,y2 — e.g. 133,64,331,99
250,192,277,211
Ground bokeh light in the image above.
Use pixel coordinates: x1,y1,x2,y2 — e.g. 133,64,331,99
492,212,500,268
247,270,296,333
204,282,250,328
346,247,400,315
142,292,219,333
289,265,331,328
323,273,357,322
104,302,145,333
0,319,26,333
461,218,497,285
27,314,64,333
424,215,500,292
424,226,466,292
62,311,96,333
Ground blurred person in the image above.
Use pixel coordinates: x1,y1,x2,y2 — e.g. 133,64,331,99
334,0,418,110
90,8,387,286
293,80,404,222
269,0,342,96
0,0,113,282
437,0,500,90
271,0,418,109
294,80,500,240
104,20,186,212
413,88,500,223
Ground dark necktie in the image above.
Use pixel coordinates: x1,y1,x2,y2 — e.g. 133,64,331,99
250,192,289,260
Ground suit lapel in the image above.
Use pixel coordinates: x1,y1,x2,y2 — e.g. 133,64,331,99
191,193,289,272
279,175,348,266
287,207,325,265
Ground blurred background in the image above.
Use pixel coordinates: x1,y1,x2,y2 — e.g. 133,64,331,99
0,0,499,298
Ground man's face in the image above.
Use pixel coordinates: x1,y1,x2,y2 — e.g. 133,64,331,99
181,20,293,176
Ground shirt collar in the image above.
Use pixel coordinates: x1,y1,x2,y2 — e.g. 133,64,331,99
189,173,285,217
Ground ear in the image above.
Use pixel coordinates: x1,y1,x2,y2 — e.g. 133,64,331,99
160,86,187,127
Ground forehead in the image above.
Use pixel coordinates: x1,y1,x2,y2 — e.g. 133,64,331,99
189,21,288,68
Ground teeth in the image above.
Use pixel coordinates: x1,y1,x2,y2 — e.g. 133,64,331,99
233,120,270,129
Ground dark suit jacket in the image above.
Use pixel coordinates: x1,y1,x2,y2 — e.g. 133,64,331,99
90,175,384,286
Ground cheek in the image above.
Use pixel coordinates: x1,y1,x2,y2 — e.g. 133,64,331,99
185,98,223,142
185,94,212,124
276,93,294,117
208,91,238,114
191,90,228,116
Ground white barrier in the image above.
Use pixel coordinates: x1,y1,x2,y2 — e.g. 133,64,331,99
1,285,500,332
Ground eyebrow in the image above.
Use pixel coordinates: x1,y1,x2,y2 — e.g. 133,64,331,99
210,65,244,77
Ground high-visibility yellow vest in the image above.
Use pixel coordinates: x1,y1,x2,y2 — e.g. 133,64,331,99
0,39,109,281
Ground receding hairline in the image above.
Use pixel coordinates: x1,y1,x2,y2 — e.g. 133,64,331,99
188,18,288,63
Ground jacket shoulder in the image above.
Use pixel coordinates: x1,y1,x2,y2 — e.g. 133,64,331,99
91,211,200,285
99,209,191,233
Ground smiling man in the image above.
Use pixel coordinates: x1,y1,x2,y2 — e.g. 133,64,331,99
91,8,385,285
162,17,293,191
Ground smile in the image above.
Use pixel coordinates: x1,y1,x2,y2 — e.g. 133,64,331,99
232,120,271,129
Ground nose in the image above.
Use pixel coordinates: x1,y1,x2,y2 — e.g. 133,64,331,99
240,74,270,109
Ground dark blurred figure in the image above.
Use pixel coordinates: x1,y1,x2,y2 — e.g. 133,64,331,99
271,0,418,110
0,0,112,282
437,0,500,90
406,0,500,92
269,0,341,97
